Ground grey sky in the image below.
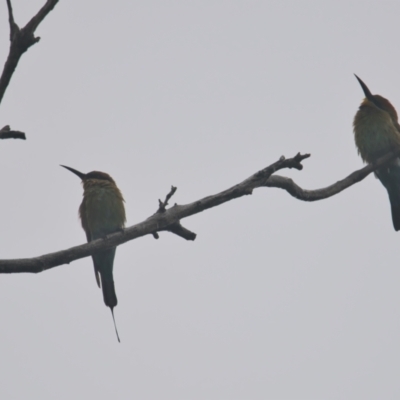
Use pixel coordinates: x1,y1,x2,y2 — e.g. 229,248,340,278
1,0,399,399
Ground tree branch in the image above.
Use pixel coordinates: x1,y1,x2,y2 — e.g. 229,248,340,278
0,153,308,273
264,150,400,201
152,185,197,240
0,150,394,274
0,125,25,140
0,0,59,139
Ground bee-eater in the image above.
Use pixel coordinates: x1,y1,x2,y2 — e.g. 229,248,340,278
353,75,400,230
61,166,126,341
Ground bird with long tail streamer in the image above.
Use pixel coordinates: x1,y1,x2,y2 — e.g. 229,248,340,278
61,166,126,342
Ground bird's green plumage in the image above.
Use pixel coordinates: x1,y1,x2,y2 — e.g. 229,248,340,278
353,99,400,163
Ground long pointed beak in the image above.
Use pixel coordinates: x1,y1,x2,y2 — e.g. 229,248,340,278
60,165,86,180
354,74,374,101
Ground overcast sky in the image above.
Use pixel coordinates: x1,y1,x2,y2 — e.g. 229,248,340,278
1,1,400,399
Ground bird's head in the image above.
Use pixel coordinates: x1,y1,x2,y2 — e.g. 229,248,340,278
355,74,398,122
61,165,116,184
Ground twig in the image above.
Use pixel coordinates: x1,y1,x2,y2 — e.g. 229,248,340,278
152,185,196,240
6,0,18,41
157,186,177,212
160,222,197,241
152,186,178,238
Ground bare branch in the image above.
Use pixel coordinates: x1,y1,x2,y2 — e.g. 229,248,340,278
24,0,59,33
0,153,309,273
0,125,25,140
0,0,59,138
0,150,395,274
264,150,400,201
150,153,312,242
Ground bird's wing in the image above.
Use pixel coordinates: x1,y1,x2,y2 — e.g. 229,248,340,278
86,231,102,288
80,200,101,289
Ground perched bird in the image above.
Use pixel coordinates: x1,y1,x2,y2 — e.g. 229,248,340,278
353,75,400,230
61,165,126,341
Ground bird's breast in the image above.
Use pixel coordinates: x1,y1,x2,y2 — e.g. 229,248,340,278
353,105,400,163
80,184,126,239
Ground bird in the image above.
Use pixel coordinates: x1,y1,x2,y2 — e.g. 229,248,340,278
353,74,400,230
61,165,126,341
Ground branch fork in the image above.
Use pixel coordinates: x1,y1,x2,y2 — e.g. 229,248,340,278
152,186,197,241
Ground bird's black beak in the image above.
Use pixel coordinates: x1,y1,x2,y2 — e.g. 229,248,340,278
60,165,86,180
354,74,374,101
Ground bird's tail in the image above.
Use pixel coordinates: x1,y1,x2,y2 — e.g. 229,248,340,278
92,248,118,308
110,308,120,342
388,189,400,231
376,166,400,231
100,269,118,308
92,247,120,341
